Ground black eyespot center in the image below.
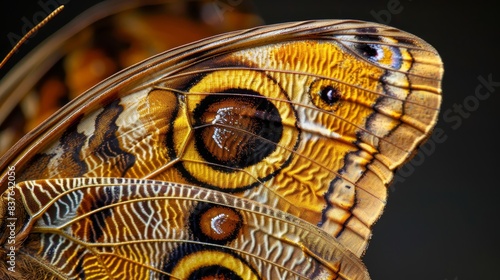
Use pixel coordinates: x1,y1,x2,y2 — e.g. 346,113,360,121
192,89,283,172
357,43,378,58
353,30,382,60
187,265,243,280
320,85,341,106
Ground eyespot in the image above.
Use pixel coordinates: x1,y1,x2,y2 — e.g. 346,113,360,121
163,245,260,280
319,85,341,106
335,31,404,69
166,69,300,193
189,202,243,245
309,79,343,111
353,40,402,69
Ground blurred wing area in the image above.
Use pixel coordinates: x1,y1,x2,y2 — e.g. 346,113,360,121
0,0,262,156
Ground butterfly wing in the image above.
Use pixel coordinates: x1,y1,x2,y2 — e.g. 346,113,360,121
0,19,443,279
1,177,369,279
1,20,442,256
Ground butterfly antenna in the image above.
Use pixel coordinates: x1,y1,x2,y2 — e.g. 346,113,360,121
0,5,64,69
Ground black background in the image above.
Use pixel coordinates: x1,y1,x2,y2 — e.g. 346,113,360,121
1,1,499,279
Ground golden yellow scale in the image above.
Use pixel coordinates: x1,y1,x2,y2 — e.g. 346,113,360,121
0,4,443,280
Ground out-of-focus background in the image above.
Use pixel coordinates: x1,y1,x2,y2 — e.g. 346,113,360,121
1,1,498,279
